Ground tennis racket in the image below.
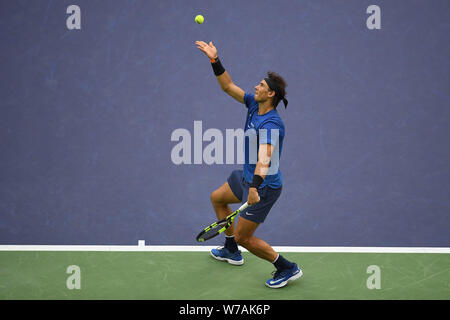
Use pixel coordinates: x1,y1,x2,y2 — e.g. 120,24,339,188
196,202,249,242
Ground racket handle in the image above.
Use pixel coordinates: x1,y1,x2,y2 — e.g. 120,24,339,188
239,202,249,211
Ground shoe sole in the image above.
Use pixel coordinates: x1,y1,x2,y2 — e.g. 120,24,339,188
265,269,303,288
210,251,244,266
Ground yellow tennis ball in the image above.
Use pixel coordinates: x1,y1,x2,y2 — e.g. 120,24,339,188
195,15,204,24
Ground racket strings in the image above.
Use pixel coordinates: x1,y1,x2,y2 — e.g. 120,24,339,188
198,220,229,241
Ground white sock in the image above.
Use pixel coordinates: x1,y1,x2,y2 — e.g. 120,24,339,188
271,254,280,264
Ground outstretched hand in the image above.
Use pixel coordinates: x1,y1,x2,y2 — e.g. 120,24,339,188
195,41,218,60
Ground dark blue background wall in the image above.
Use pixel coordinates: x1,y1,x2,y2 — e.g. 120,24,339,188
1,0,449,246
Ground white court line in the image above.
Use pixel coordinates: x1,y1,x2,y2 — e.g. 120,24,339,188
0,245,449,253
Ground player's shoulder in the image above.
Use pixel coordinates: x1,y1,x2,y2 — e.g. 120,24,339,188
260,111,285,131
244,92,255,102
264,109,284,125
244,92,258,109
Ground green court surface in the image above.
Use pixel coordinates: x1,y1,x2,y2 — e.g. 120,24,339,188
0,251,449,300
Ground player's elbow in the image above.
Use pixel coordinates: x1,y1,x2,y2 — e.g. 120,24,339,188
220,79,234,93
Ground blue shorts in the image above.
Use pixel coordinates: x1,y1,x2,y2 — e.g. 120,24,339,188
227,170,282,224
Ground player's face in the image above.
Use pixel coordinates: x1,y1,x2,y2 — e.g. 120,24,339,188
254,80,272,102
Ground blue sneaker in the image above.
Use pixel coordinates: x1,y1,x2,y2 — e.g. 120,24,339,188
265,263,302,288
210,246,244,266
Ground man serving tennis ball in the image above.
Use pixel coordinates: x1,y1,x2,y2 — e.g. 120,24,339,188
195,40,302,288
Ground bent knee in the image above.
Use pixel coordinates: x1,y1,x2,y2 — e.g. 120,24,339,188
210,189,223,204
210,186,234,205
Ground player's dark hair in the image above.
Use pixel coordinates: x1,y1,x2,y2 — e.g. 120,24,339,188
266,71,287,108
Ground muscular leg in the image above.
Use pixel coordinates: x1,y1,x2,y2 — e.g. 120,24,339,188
234,217,278,262
210,182,241,236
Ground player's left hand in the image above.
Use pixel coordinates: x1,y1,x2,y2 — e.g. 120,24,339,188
247,188,260,205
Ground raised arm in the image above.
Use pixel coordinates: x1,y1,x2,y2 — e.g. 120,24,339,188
195,41,245,103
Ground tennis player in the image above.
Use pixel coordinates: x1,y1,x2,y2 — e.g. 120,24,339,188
195,41,302,288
